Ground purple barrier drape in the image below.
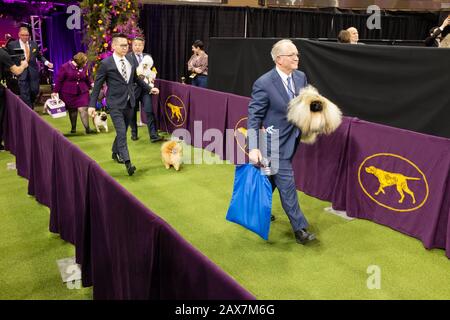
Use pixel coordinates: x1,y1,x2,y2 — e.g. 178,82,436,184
344,119,450,252
3,89,255,299
292,116,352,209
156,80,191,133
224,94,251,164
150,80,450,258
189,86,228,158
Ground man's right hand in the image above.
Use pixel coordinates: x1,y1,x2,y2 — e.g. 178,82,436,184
441,18,450,29
249,149,262,165
20,60,28,69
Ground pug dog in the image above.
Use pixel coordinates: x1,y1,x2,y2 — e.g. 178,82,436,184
88,108,108,133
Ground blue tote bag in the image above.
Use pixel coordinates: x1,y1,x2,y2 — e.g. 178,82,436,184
226,164,272,240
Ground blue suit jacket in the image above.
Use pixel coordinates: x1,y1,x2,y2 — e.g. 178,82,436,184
248,68,308,160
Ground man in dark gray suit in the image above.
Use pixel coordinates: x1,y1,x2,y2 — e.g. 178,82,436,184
7,26,53,109
248,39,316,245
126,37,162,142
89,33,154,176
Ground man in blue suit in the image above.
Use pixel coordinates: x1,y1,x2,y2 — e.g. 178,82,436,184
7,26,53,109
247,39,316,245
89,33,154,176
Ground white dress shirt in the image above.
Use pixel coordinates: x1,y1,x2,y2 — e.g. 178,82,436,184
276,67,295,98
112,52,132,83
19,40,49,66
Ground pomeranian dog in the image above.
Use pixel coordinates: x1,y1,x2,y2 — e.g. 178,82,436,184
287,85,342,144
88,108,109,133
161,140,183,171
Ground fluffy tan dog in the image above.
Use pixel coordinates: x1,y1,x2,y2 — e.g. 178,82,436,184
287,85,342,144
161,140,183,171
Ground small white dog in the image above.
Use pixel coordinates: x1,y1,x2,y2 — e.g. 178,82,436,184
287,85,342,144
136,55,157,88
88,108,109,133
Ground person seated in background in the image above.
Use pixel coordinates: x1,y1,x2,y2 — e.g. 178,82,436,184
52,52,93,134
424,16,450,47
337,30,351,43
346,27,359,44
187,40,208,88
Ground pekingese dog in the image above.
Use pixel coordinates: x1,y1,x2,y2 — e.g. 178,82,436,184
136,55,157,88
161,140,183,171
88,108,109,133
287,85,342,144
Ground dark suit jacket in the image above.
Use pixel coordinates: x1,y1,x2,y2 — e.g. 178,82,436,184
126,52,152,98
248,68,308,160
7,40,48,81
89,55,150,110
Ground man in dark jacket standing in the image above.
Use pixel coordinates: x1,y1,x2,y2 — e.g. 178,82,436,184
89,33,155,176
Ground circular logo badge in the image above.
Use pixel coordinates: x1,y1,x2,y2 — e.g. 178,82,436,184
165,95,186,127
358,153,429,212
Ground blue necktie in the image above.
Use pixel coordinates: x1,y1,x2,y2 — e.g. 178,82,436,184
286,76,294,100
137,54,142,64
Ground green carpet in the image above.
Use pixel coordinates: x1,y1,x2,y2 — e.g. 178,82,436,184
1,110,450,300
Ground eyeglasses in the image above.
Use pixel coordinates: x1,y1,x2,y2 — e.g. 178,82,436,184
278,53,299,58
118,44,129,48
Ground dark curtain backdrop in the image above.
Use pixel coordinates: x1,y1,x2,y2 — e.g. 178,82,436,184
140,4,246,83
44,13,85,79
208,38,450,139
141,4,440,82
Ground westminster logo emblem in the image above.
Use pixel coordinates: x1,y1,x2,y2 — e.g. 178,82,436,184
234,117,248,155
165,95,186,127
358,153,429,212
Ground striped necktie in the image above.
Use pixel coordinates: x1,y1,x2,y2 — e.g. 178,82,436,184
120,59,128,82
286,76,294,100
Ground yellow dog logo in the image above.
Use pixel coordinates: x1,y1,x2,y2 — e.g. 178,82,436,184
365,166,420,204
167,102,184,122
164,95,186,127
358,153,429,212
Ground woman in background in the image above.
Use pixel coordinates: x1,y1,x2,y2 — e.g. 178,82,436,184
187,40,208,88
52,52,92,133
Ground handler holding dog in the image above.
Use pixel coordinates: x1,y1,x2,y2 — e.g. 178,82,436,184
247,39,316,245
89,33,154,176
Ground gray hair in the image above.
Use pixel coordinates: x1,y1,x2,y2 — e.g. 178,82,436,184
270,39,294,62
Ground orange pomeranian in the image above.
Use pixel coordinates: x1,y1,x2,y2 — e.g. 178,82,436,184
161,140,183,171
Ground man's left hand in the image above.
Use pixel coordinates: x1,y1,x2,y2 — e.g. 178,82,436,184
150,87,159,95
47,62,54,69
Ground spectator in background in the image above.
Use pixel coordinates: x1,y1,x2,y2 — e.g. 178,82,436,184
337,30,351,43
52,52,92,134
7,26,53,109
187,40,208,88
346,27,359,44
0,47,28,151
126,37,162,142
424,17,450,47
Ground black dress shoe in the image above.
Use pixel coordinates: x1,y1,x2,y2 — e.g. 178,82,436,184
271,215,276,221
70,129,76,134
294,229,316,245
131,135,139,141
0,144,5,151
112,152,124,164
125,161,136,176
150,135,163,143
